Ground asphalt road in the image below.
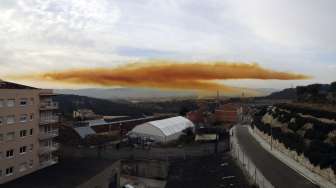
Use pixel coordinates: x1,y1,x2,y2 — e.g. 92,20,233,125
235,125,317,188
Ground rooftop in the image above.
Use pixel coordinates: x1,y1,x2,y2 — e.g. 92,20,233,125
1,158,118,188
142,116,194,136
0,80,37,90
73,126,96,138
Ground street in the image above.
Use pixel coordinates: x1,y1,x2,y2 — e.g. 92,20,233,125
235,124,317,188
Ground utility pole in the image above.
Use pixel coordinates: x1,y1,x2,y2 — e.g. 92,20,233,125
270,119,273,150
216,89,220,108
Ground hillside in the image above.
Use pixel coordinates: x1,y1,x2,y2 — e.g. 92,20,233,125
54,94,198,119
252,103,336,178
55,88,197,100
297,82,336,103
264,88,297,100
54,95,151,119
257,81,336,103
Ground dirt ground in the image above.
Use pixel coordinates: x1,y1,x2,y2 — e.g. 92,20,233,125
166,153,251,188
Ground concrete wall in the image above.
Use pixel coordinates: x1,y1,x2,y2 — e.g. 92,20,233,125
121,159,168,179
78,160,120,188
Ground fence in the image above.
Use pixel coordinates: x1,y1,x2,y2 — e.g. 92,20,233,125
230,128,275,188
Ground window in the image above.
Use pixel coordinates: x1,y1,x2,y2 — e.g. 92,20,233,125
6,132,15,141
29,113,34,121
0,99,4,107
7,99,15,107
20,130,27,137
5,167,13,176
29,128,33,135
6,115,15,124
0,134,3,142
20,114,28,123
0,116,3,125
19,146,27,154
6,149,14,158
19,163,27,172
19,98,28,106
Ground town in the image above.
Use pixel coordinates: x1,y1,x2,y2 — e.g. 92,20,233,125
0,80,335,188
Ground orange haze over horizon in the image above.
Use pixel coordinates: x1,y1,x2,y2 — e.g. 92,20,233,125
7,61,311,95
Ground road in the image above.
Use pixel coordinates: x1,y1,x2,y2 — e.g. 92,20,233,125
235,125,317,188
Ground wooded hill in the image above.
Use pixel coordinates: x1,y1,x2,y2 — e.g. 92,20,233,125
54,94,198,119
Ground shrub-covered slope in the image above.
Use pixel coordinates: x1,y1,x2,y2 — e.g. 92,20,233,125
252,104,336,171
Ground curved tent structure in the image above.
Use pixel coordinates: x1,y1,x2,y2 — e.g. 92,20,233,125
130,116,194,143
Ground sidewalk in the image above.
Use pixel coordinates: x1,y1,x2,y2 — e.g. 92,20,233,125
248,126,336,188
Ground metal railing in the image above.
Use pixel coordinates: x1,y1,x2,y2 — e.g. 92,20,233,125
40,102,58,110
39,143,59,154
39,129,59,140
39,157,58,169
40,116,59,125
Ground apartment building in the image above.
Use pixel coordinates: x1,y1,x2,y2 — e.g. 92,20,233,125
0,80,59,184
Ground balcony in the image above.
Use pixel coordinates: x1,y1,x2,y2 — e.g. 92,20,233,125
40,116,59,125
39,129,59,140
39,89,58,96
39,157,58,169
39,143,59,155
40,102,58,110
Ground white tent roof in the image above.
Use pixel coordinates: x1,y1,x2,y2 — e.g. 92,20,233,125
146,116,194,136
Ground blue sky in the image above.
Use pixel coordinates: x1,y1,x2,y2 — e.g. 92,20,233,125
0,0,335,89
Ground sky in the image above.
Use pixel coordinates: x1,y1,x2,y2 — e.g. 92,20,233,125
0,0,335,90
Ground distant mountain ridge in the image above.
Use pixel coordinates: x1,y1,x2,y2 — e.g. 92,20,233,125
263,88,297,100
260,81,336,102
55,88,197,100
54,94,198,120
55,87,276,100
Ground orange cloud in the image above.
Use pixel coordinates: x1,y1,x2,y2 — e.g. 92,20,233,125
9,60,310,95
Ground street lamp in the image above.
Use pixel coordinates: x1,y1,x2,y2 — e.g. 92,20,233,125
270,125,273,150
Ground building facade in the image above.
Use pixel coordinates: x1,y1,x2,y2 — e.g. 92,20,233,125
0,81,59,184
214,103,240,124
